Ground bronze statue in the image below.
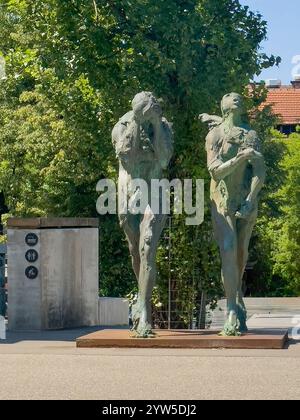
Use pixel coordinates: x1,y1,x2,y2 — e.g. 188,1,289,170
200,93,266,335
112,92,173,337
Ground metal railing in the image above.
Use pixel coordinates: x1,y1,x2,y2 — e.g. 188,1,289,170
0,244,7,318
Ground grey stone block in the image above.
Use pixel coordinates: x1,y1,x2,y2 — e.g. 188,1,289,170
8,223,99,330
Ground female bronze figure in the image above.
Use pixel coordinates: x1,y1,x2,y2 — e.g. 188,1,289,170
200,93,266,335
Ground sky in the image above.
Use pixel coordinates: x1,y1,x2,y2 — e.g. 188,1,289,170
239,0,300,84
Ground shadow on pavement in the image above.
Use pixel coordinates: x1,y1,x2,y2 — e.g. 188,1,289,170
288,338,300,346
0,326,128,344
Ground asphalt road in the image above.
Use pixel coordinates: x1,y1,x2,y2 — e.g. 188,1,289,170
0,327,299,400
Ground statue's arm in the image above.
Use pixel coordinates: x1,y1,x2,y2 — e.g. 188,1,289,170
199,113,223,129
209,155,249,181
246,133,266,203
152,118,174,169
112,119,137,163
206,132,246,181
247,160,266,203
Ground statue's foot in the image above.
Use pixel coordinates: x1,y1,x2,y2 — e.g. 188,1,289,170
219,310,241,337
131,299,154,338
133,321,155,339
237,304,248,334
132,299,143,331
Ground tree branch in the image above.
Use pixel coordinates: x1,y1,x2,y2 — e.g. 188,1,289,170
92,0,98,20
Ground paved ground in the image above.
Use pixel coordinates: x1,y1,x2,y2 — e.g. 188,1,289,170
0,319,300,400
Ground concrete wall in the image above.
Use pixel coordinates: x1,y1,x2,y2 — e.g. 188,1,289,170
40,228,99,329
209,297,300,329
8,222,99,331
98,297,129,327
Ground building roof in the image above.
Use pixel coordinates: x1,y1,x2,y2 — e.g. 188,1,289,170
263,86,300,125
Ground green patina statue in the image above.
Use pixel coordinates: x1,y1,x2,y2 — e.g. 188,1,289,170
112,92,173,338
200,93,266,336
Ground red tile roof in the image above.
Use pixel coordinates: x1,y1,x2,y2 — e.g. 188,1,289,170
263,86,300,125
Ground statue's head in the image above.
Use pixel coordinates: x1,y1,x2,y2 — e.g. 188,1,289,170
132,92,162,122
221,93,243,118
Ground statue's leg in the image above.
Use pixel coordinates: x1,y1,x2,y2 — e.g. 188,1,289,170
212,205,240,336
236,208,258,332
135,208,167,337
120,214,143,333
120,214,140,282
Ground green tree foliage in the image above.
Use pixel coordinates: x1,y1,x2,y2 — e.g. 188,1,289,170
0,1,282,314
257,129,300,296
242,107,287,297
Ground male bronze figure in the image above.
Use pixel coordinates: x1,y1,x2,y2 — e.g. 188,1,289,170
112,92,173,337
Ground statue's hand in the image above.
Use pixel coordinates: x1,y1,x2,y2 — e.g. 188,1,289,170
237,148,257,160
148,112,162,126
143,102,162,125
199,114,222,129
238,148,263,161
199,113,210,122
235,200,253,219
249,150,263,161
